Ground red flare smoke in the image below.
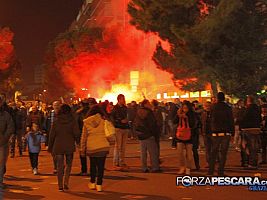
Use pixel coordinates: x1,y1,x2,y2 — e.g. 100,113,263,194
55,0,173,100
0,27,14,70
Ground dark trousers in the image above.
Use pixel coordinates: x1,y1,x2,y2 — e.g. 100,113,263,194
192,131,200,169
261,132,267,162
56,154,73,188
90,156,106,185
241,132,259,167
208,135,231,175
29,153,39,169
80,156,87,173
155,136,160,158
10,130,24,155
204,135,212,165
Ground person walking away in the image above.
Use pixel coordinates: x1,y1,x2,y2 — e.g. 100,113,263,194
0,94,14,192
240,96,262,169
208,92,234,176
111,94,130,170
201,102,212,168
80,105,110,192
44,101,60,174
26,123,46,175
134,100,160,173
48,104,80,191
76,99,91,175
176,101,197,175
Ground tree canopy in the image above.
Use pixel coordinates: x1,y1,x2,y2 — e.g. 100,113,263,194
0,27,21,97
128,0,267,97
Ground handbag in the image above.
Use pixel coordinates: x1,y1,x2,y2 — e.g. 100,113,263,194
176,116,191,141
104,120,115,140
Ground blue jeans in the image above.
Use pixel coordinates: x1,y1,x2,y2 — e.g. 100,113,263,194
208,135,231,175
241,132,260,167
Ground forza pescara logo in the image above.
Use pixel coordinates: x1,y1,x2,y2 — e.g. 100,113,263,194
176,176,267,191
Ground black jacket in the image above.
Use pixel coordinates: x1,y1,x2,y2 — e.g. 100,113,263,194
134,107,159,140
111,104,129,129
48,113,80,155
240,104,261,129
211,101,235,134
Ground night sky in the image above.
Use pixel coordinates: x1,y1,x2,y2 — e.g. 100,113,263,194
0,0,83,83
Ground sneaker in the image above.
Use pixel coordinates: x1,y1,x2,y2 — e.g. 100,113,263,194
59,188,64,192
88,182,96,190
185,168,191,175
178,167,185,175
64,185,69,190
33,168,38,175
53,169,57,175
96,185,102,192
171,147,177,150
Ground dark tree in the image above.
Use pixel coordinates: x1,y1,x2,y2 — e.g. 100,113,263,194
128,0,267,97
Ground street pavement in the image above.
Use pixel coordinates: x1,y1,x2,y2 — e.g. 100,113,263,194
2,140,267,200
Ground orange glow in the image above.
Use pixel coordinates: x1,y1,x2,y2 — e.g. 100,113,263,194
100,84,142,103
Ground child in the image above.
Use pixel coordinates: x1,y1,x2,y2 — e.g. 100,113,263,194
26,123,46,175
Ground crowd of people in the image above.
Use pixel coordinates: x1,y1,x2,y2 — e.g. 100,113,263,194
0,92,267,192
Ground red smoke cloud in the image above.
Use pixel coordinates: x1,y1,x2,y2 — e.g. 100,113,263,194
0,27,14,70
55,0,174,101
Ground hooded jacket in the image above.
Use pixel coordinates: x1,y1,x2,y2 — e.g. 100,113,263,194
48,113,80,155
0,109,14,147
134,107,159,140
80,113,110,156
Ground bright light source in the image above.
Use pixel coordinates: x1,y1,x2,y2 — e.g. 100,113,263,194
157,93,161,100
163,93,171,99
190,92,199,98
201,90,211,97
181,93,189,98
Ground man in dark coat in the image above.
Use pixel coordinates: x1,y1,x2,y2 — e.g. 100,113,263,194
208,92,234,176
134,99,160,173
